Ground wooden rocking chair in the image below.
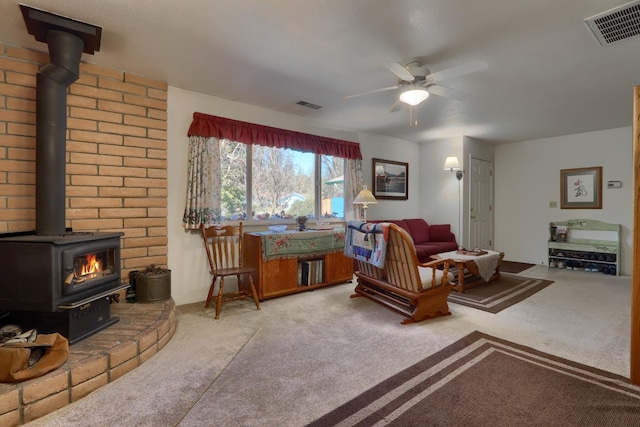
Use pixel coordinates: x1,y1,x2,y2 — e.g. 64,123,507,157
352,223,455,324
200,222,260,319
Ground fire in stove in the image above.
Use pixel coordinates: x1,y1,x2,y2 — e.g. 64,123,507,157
81,254,101,275
66,252,114,285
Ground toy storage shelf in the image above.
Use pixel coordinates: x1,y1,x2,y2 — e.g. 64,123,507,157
548,219,620,276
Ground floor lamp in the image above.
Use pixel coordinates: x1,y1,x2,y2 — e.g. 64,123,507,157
444,157,464,246
353,185,377,222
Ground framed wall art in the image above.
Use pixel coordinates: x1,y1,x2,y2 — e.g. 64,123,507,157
560,166,602,209
372,158,408,200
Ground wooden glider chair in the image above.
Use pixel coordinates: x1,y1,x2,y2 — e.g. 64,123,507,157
351,223,455,324
200,222,260,319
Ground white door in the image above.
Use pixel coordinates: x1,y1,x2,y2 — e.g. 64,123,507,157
469,157,493,249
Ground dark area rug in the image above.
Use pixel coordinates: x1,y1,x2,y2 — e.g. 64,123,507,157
501,260,537,273
308,331,640,427
447,273,554,313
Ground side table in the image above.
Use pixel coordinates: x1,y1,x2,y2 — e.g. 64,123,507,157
432,250,504,293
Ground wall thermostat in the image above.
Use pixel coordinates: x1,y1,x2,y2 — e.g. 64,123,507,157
607,181,622,188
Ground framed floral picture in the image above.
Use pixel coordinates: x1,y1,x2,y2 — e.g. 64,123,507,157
560,166,602,209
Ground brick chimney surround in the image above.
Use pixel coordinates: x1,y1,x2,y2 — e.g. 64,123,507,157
0,42,169,277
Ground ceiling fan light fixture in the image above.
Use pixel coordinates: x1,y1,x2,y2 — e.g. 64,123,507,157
399,87,429,106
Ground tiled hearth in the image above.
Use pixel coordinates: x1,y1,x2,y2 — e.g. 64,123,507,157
0,298,176,426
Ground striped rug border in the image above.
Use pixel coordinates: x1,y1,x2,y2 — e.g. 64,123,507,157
308,331,640,426
446,273,554,313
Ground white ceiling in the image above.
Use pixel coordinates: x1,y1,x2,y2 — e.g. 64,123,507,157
1,0,639,144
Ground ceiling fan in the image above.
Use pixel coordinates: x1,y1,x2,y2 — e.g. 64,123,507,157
345,60,488,112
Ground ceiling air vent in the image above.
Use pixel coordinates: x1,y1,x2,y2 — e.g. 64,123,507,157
585,0,640,46
296,100,322,110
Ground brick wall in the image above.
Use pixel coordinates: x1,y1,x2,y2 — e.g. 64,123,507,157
0,42,168,280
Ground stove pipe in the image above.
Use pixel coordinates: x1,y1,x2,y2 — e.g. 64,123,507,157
20,4,102,235
36,30,83,235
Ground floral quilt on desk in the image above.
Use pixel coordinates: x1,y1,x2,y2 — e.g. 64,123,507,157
260,231,346,260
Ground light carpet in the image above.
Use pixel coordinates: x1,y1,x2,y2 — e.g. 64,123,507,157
24,266,631,426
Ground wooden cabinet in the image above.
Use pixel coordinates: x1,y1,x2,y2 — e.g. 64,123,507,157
547,219,620,275
242,232,353,300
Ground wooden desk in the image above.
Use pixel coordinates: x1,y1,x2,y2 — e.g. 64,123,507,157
242,230,353,300
432,250,504,293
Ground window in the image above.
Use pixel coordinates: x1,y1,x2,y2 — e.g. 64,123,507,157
321,155,344,218
184,112,362,229
220,140,344,222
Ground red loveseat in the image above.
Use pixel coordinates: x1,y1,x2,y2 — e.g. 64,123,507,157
370,218,458,263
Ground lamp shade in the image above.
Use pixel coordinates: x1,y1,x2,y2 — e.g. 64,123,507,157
443,156,461,171
399,87,429,106
353,185,377,205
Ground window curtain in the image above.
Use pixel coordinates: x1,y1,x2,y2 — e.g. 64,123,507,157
345,158,364,220
182,135,222,229
188,112,362,159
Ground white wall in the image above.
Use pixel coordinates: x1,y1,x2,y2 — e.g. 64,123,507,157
167,87,421,305
418,137,464,239
494,127,633,275
417,136,495,248
357,131,421,221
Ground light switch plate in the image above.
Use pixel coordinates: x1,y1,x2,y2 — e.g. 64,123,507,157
549,201,557,208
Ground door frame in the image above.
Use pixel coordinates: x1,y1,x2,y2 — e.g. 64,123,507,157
631,86,640,384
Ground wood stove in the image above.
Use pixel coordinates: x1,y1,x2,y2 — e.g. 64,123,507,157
0,6,127,344
0,231,127,344
0,232,123,310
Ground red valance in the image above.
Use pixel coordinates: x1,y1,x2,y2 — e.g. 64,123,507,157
188,112,362,160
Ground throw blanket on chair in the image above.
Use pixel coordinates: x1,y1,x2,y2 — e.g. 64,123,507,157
344,221,390,268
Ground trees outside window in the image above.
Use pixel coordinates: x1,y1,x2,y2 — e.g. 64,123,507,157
220,140,247,220
219,140,344,221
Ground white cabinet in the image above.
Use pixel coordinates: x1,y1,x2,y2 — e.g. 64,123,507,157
548,219,620,276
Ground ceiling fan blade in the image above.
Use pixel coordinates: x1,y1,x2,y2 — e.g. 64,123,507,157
426,84,470,101
385,62,415,81
344,85,400,100
389,97,403,113
428,60,488,82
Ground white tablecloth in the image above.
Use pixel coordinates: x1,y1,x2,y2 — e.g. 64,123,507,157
437,250,501,282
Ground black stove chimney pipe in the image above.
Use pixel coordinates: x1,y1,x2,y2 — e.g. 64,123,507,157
36,30,83,235
20,5,102,235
